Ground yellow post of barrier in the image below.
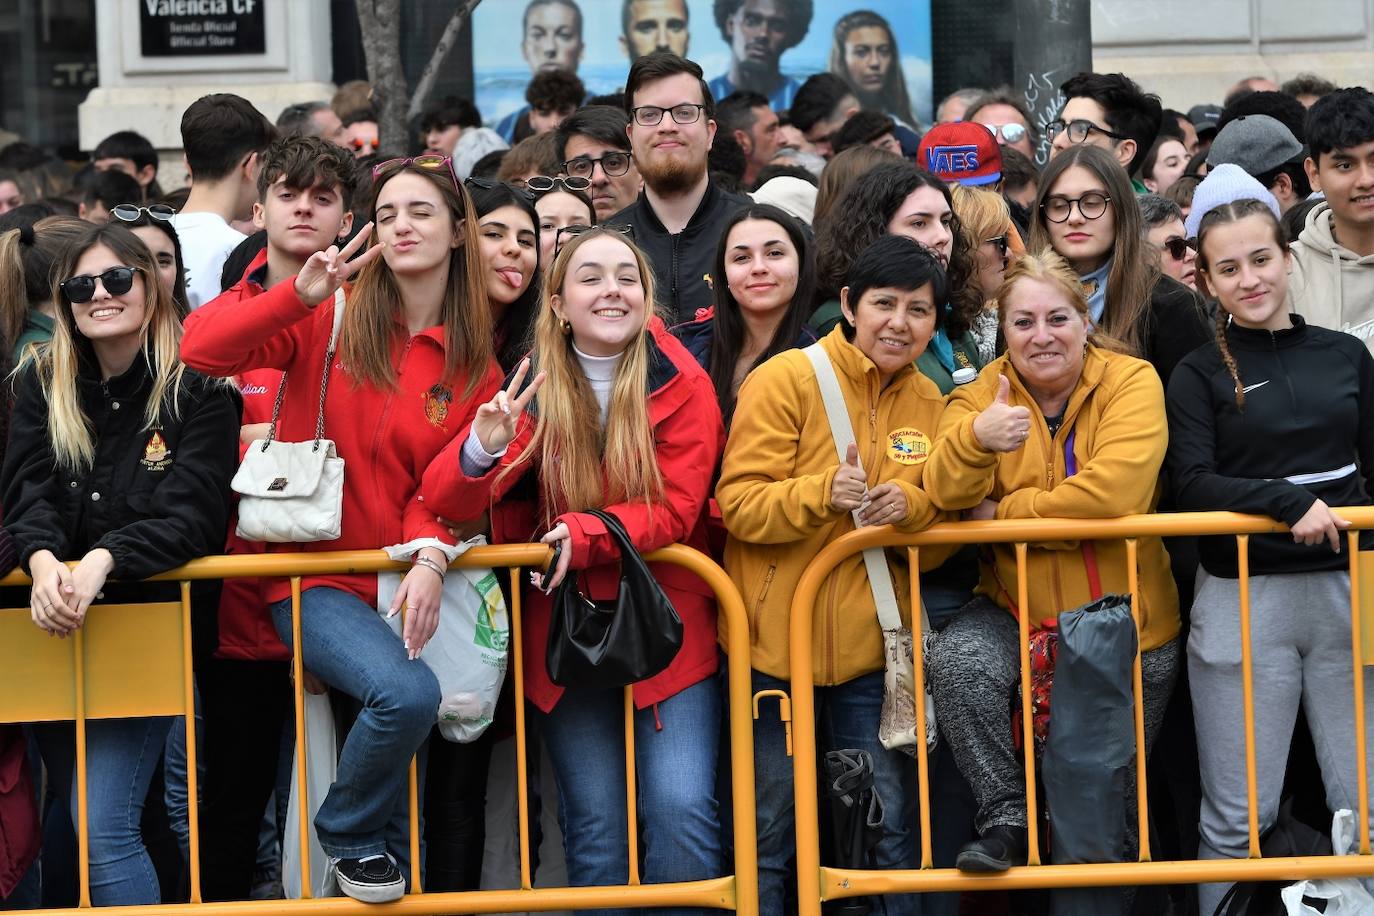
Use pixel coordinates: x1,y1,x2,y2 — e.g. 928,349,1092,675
181,580,203,902
625,686,643,887
1237,536,1261,859
289,576,313,899
1350,532,1371,854
1125,539,1150,861
1014,542,1040,866
907,547,933,870
508,567,534,891
73,626,91,909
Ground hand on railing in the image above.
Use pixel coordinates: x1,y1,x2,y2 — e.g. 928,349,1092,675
533,523,572,591
966,499,999,521
973,375,1032,452
387,547,447,660
831,443,868,512
28,548,113,636
1291,499,1351,553
857,481,908,527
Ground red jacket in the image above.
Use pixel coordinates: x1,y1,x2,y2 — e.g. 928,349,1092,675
181,275,503,608
421,320,724,713
0,725,38,898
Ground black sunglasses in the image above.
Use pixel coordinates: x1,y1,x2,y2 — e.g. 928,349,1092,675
554,223,635,256
61,266,138,304
1161,236,1198,261
464,176,535,201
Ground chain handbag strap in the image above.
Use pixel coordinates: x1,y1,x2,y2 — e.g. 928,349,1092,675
260,288,346,452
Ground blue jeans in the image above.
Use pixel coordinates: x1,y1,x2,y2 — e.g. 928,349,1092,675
752,669,924,916
271,588,439,863
537,677,723,916
32,716,173,906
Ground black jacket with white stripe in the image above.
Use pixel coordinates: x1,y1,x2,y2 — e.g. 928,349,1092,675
1166,314,1374,578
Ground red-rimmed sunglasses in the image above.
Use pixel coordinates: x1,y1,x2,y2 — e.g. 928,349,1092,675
371,154,460,189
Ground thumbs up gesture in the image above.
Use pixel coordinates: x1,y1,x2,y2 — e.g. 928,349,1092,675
830,442,869,511
972,375,1034,452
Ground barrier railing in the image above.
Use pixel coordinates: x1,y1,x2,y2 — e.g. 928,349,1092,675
0,543,758,915
787,508,1374,912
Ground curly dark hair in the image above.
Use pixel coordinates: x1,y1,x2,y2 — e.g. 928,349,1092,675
712,0,813,50
812,162,975,335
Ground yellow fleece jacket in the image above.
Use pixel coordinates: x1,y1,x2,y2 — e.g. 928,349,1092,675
924,347,1180,650
717,326,953,684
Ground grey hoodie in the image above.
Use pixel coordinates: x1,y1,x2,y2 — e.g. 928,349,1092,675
1289,201,1374,354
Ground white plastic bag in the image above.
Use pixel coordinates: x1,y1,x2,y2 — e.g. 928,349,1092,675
379,537,510,743
1281,809,1374,914
283,690,338,899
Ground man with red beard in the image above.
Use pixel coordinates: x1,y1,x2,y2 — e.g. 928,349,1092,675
610,52,750,322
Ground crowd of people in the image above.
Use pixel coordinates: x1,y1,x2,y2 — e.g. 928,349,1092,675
0,36,1371,916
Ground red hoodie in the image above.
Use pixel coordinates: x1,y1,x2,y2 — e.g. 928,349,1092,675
420,320,725,712
181,275,503,608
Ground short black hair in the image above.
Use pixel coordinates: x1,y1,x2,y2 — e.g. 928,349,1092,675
842,235,947,336
789,72,853,134
716,90,770,138
708,132,747,192
1218,91,1308,143
180,93,277,182
1281,73,1337,102
470,150,508,180
555,105,632,161
712,0,812,49
999,146,1038,193
1059,71,1162,174
341,107,378,128
0,142,53,172
82,168,142,208
1253,160,1312,200
1138,193,1182,229
526,68,585,112
420,96,482,133
1157,109,1187,142
1306,87,1374,162
625,52,714,119
92,130,158,173
831,111,894,155
586,91,627,109
752,162,818,191
275,101,331,138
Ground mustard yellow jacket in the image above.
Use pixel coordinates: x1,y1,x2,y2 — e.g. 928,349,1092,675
717,327,952,684
924,347,1180,650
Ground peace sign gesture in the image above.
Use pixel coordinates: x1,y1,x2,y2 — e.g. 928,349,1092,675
293,221,385,305
473,358,547,455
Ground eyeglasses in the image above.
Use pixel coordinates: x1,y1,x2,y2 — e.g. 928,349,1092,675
373,154,459,189
1160,235,1198,261
630,103,706,128
983,123,1027,144
61,266,138,304
562,151,633,179
111,203,176,223
526,175,592,195
984,234,1009,257
554,223,635,256
463,176,535,201
1046,118,1129,145
1041,192,1112,223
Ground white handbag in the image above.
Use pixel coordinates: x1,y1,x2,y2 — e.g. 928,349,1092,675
804,343,937,755
231,289,346,543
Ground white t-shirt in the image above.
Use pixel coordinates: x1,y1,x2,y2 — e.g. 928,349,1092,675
169,211,247,309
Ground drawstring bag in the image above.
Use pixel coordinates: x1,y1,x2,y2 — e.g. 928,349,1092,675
232,290,346,543
804,344,936,754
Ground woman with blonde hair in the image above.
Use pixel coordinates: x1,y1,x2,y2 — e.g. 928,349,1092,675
951,184,1024,363
2,221,240,905
422,226,726,909
925,249,1180,875
180,157,504,903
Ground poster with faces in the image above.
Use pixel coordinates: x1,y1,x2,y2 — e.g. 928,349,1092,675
471,0,932,128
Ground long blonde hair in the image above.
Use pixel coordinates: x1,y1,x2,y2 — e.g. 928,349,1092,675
499,228,665,520
39,222,187,471
339,163,493,395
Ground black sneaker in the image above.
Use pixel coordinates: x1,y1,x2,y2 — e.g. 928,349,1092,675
333,854,405,903
955,825,1029,873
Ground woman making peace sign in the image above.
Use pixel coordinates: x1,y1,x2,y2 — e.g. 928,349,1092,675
180,157,503,903
421,227,726,912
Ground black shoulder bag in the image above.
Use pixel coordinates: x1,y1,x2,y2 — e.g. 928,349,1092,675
545,508,684,690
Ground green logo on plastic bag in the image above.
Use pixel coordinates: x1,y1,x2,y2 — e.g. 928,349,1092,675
472,571,509,652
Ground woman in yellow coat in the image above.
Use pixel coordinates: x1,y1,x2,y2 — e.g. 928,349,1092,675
718,235,952,916
923,249,1180,874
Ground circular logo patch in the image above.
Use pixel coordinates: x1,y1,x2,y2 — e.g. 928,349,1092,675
887,427,930,465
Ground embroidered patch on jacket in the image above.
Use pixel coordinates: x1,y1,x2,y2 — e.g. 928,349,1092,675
141,431,172,471
424,383,453,429
886,427,930,465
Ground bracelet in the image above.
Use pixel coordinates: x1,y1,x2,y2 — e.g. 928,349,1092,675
413,555,447,582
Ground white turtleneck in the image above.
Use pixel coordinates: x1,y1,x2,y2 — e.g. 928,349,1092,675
573,342,623,424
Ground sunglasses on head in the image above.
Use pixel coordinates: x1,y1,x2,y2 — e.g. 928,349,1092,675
372,154,459,188
554,223,635,256
1161,236,1198,261
465,176,535,201
61,266,138,304
111,203,176,223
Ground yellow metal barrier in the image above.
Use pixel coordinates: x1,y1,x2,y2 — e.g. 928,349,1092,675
787,509,1374,912
0,543,758,916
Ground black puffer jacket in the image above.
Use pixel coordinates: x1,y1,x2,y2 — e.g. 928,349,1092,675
2,353,241,656
1166,315,1374,577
